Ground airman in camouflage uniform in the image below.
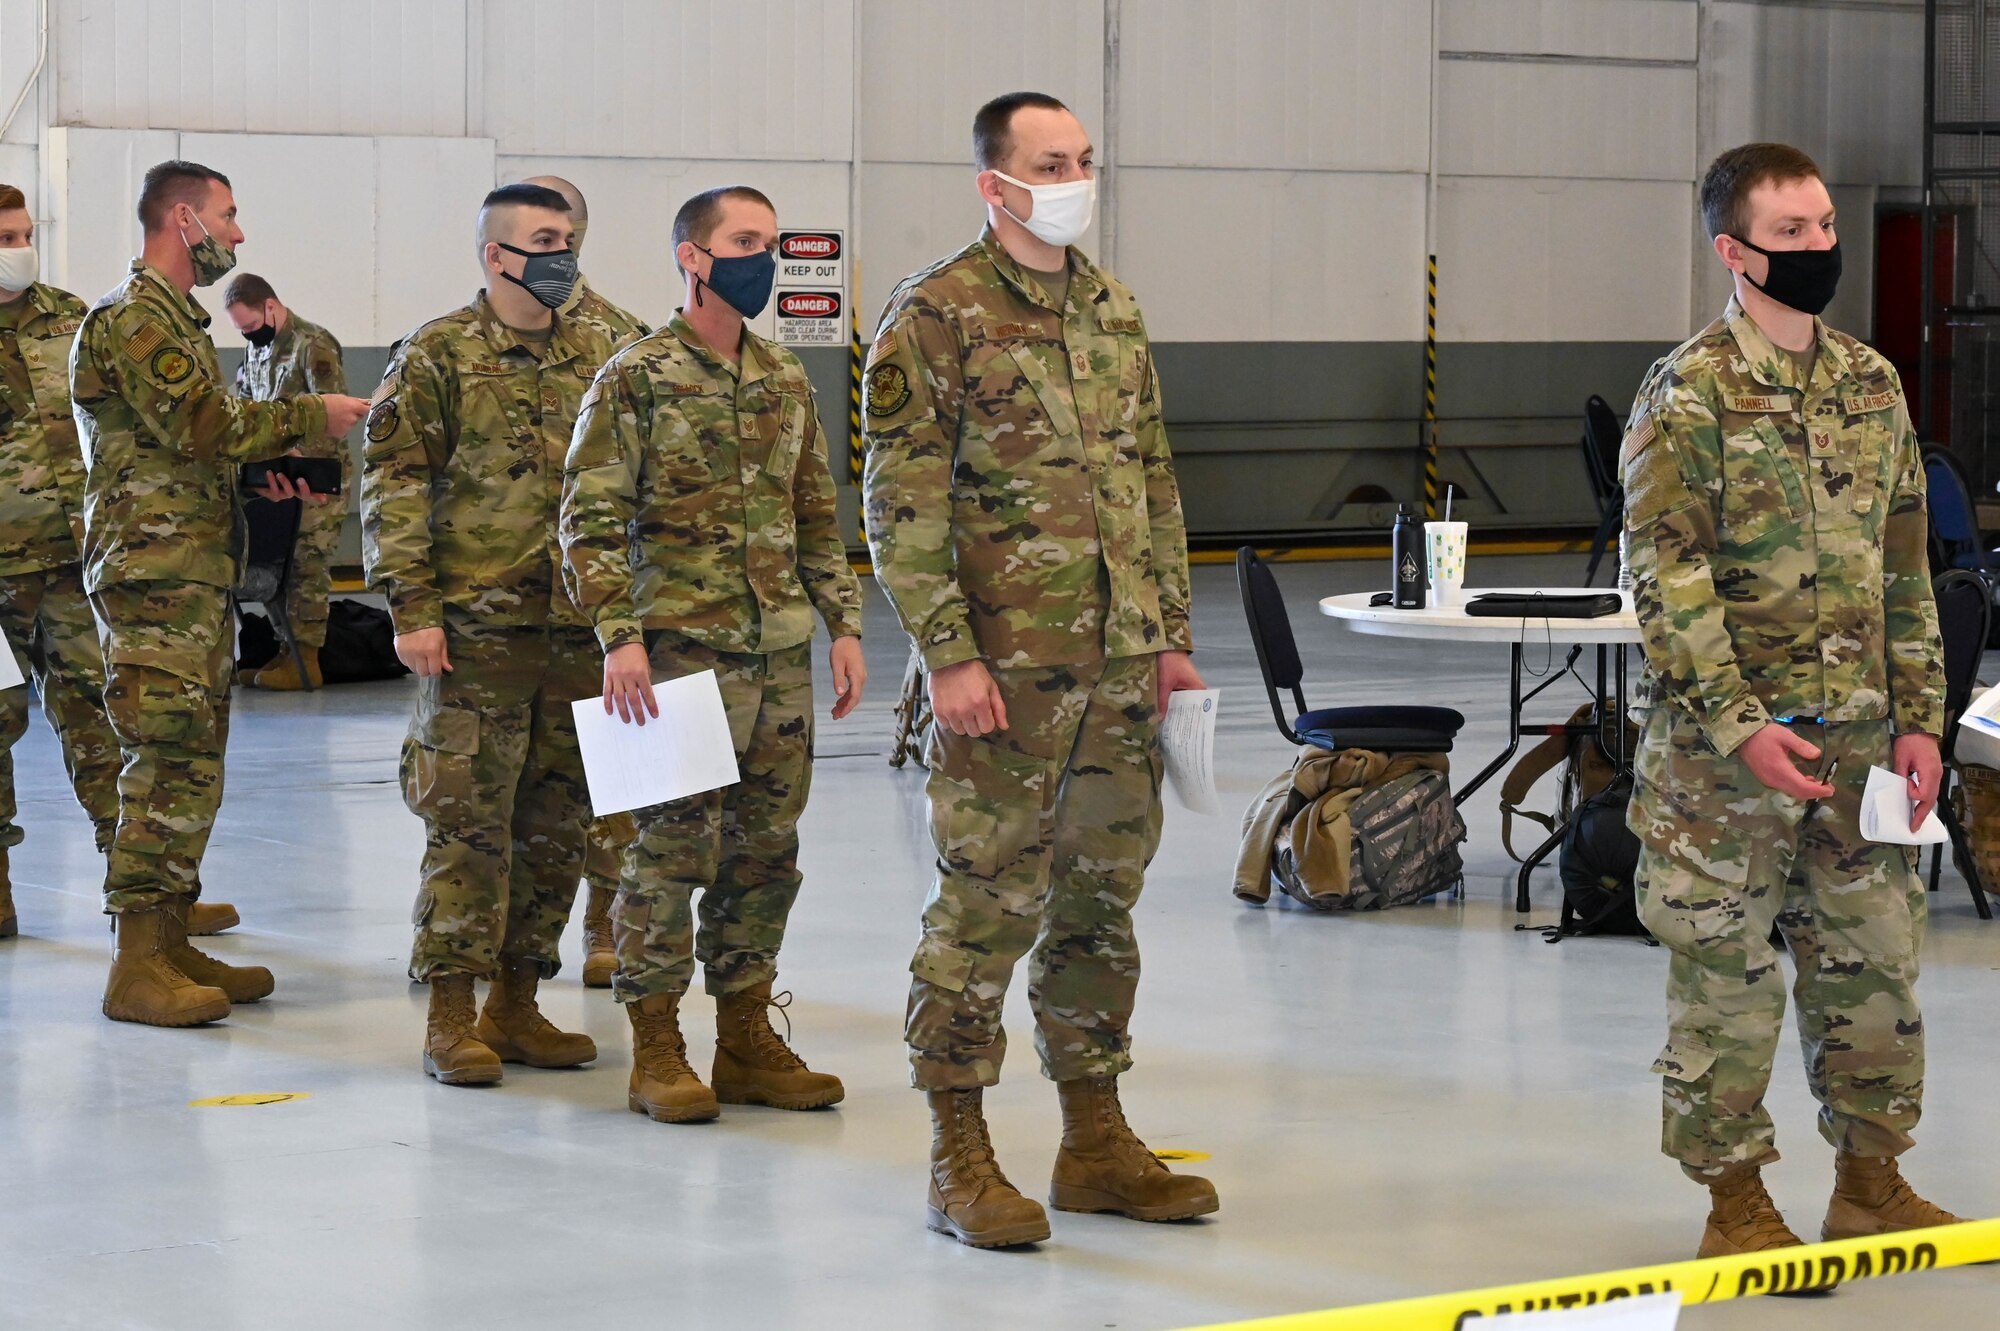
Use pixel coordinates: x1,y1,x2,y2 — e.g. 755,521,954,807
70,160,369,1027
563,184,864,1124
0,195,120,940
363,182,615,1085
863,93,1216,1247
226,276,349,688
1624,144,1964,1265
516,175,652,988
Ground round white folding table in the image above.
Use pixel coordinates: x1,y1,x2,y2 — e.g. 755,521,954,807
1318,589,1643,912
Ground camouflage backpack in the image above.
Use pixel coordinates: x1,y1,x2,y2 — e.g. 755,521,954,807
1274,765,1467,911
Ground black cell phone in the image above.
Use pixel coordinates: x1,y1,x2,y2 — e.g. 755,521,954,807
241,456,343,495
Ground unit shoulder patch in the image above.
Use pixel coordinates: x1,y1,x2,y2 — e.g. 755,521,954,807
366,398,400,443
867,363,911,417
150,347,193,386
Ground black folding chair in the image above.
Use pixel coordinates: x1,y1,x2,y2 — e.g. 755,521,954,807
1929,569,1993,918
1236,548,1464,753
235,494,314,690
1580,395,1624,586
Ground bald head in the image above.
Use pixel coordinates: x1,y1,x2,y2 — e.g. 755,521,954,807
521,175,591,257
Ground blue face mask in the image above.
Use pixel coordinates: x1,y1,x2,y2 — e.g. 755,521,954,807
695,244,776,319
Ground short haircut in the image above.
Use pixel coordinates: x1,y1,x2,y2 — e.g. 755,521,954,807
1700,143,1824,241
476,182,571,250
0,184,25,214
973,91,1070,171
138,160,230,233
671,186,776,274
222,273,278,309
521,175,587,222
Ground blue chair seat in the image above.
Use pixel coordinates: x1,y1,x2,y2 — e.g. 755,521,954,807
1295,705,1464,754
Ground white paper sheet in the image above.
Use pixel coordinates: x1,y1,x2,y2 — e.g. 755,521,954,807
1487,1291,1681,1329
0,623,22,691
1161,688,1220,815
570,670,741,817
1858,764,1950,846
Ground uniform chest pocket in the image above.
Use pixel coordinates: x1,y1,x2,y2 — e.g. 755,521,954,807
760,393,808,481
1719,418,1805,543
449,379,538,483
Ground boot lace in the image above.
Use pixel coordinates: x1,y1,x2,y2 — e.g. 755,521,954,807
950,1094,1014,1197
740,991,810,1071
1090,1079,1168,1173
1845,1160,1957,1225
1713,1177,1797,1248
435,981,480,1042
584,914,614,954
633,1008,698,1080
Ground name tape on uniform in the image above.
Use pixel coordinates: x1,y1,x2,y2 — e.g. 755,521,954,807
1174,1218,2000,1331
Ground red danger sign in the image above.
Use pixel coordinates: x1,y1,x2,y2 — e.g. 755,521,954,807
777,291,841,319
780,232,842,261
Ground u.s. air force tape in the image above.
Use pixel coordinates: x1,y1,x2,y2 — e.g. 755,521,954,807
1176,1218,2000,1331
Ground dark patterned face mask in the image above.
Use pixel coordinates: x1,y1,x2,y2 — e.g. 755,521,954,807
496,243,578,309
183,215,236,287
1734,236,1842,316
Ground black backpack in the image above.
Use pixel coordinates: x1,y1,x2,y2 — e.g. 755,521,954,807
1545,774,1652,942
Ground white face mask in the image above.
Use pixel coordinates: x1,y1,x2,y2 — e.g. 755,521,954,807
0,243,37,295
990,171,1096,249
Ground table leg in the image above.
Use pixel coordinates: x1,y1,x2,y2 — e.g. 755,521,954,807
1455,644,1526,805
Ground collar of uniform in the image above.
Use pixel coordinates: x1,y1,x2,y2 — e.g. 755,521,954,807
132,259,210,330
978,225,1086,314
664,310,777,388
1723,294,1842,394
555,272,590,321
469,289,581,366
23,281,63,320
258,316,298,362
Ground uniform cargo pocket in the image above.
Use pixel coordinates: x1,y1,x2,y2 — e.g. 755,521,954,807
910,937,975,993
926,743,1048,880
1650,1037,1718,1084
401,705,479,816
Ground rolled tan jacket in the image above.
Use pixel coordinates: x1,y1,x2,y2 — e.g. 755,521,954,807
1235,748,1451,904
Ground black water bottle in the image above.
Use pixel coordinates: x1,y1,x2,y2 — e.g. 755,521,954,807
1391,504,1424,608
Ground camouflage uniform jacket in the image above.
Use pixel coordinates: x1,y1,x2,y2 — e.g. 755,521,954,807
361,291,617,634
71,261,329,593
1621,296,1944,757
560,274,650,350
0,282,87,576
862,228,1191,671
232,313,347,455
562,312,862,654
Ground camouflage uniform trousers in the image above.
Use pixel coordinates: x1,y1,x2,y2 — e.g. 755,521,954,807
611,632,814,1003
0,565,121,855
582,812,634,895
1632,709,1926,1182
908,652,1163,1091
286,451,350,652
403,616,597,981
89,580,235,913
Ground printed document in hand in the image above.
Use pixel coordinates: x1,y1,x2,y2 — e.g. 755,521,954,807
1487,1291,1681,1329
1858,764,1949,846
1162,688,1221,815
571,670,740,817
0,625,22,691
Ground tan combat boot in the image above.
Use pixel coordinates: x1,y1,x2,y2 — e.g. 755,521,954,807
627,994,720,1123
1822,1154,1965,1241
250,650,323,691
1,848,15,939
1697,1166,1835,1296
161,900,274,1002
580,883,616,989
475,956,597,1067
927,1088,1051,1248
102,909,232,1027
712,980,844,1110
1050,1076,1219,1221
186,900,240,936
424,974,503,1085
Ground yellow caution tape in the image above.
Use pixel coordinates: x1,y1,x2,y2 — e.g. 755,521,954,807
188,1092,312,1108
1179,1219,2000,1330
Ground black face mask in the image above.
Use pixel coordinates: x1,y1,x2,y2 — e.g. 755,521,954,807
496,242,578,309
243,322,278,349
1733,236,1842,316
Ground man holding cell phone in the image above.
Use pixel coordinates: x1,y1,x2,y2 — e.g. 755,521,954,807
1621,143,1964,1269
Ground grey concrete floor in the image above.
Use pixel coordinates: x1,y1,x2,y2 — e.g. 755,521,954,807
1,555,1995,1331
